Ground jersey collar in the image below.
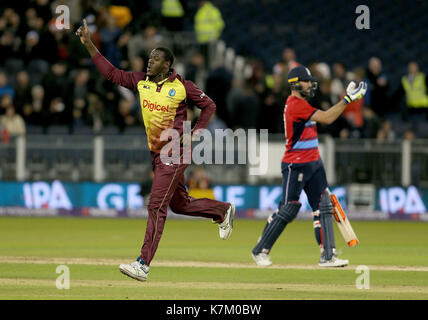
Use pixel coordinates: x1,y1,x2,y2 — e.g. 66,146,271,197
146,69,178,84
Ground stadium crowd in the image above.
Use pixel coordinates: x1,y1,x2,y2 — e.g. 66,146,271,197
0,0,427,141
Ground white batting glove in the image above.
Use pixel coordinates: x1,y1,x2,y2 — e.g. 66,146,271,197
344,81,367,104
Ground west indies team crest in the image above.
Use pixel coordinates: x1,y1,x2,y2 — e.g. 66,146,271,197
168,88,176,96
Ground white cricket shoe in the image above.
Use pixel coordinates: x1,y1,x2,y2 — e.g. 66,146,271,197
318,255,349,267
119,259,149,282
219,203,235,240
252,252,272,267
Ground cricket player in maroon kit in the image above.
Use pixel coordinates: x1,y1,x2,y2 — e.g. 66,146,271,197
76,20,235,282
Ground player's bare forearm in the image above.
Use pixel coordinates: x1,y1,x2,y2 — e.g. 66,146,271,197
311,81,367,125
76,18,139,91
324,100,348,124
84,41,99,57
311,100,347,125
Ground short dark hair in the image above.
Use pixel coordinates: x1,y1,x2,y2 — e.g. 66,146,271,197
154,47,175,68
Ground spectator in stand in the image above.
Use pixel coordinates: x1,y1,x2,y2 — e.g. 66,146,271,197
313,62,331,82
93,77,121,129
86,93,103,132
129,55,145,73
259,74,286,133
0,94,14,116
226,79,260,130
0,72,14,99
104,2,134,69
273,47,300,77
194,0,225,70
25,7,38,26
108,1,133,29
249,59,269,100
330,62,348,104
403,128,415,141
226,79,242,129
42,60,71,126
185,51,205,88
31,0,52,24
376,119,396,143
205,62,233,127
187,166,215,200
391,61,428,124
0,28,16,65
13,71,32,115
342,67,366,138
161,0,186,32
128,25,165,65
116,26,133,69
366,57,390,119
99,13,123,68
22,7,58,65
47,9,74,62
361,106,381,139
29,13,59,65
71,69,90,129
0,7,27,78
272,48,300,95
3,7,27,38
0,105,26,136
117,96,138,132
22,30,44,64
80,0,99,33
23,84,46,126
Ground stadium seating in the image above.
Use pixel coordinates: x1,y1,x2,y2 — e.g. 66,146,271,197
217,0,428,81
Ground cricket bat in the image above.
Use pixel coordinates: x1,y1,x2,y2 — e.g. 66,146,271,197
327,190,359,247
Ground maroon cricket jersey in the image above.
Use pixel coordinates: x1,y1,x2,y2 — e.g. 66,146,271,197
282,95,320,163
91,52,216,153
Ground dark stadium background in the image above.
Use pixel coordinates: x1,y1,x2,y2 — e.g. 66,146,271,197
0,0,427,219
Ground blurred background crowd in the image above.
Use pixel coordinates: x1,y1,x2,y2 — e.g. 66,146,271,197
0,0,427,143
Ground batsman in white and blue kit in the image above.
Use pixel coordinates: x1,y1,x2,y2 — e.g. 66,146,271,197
252,65,367,267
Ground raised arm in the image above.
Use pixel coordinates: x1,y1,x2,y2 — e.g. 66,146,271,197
311,81,367,125
75,19,144,91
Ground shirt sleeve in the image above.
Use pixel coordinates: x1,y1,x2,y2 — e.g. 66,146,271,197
291,100,317,122
184,80,216,132
92,52,145,91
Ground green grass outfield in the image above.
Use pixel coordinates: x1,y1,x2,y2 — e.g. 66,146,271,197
0,216,427,300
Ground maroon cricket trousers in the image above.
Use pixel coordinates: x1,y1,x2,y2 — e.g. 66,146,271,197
140,152,230,265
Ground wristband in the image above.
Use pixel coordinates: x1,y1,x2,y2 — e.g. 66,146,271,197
343,95,352,104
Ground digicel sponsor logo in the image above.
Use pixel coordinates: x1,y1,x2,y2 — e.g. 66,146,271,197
142,99,169,112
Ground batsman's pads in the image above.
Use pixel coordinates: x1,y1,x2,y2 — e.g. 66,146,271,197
319,190,335,260
312,210,322,246
252,202,301,254
261,209,278,235
328,190,359,247
344,81,367,104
